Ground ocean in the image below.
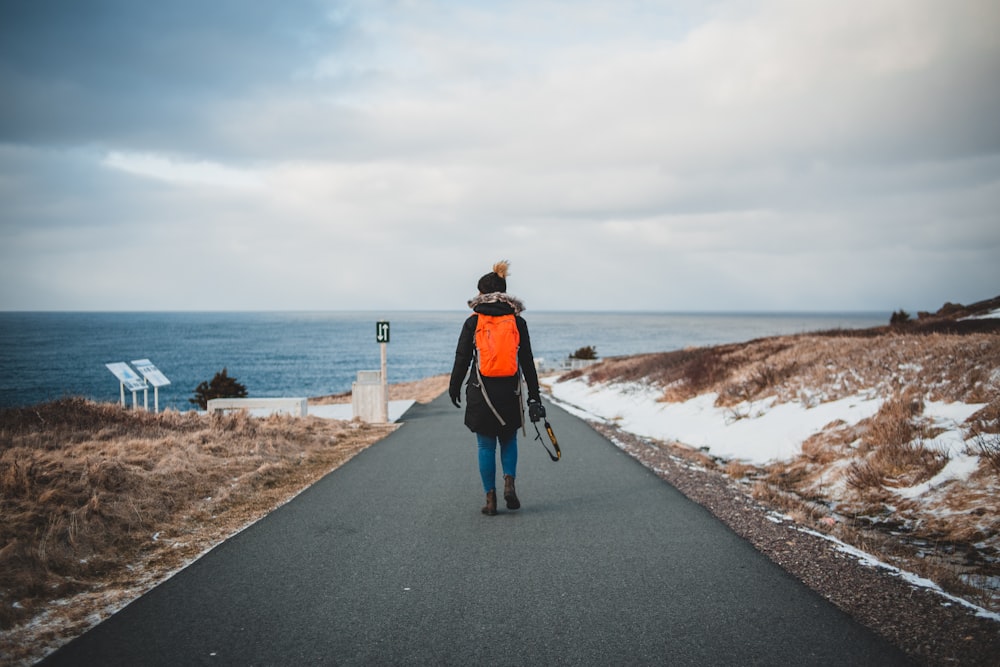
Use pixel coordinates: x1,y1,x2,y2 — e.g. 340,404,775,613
0,311,888,411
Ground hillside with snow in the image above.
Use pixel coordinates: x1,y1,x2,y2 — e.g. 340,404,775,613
548,297,1000,617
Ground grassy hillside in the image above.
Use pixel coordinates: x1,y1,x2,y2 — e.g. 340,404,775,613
0,400,398,664
558,296,1000,614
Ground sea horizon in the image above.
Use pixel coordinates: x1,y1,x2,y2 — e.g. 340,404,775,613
0,310,891,411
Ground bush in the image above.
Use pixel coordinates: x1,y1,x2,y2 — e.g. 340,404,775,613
968,401,1000,474
681,347,727,393
889,309,911,326
569,345,598,360
190,368,248,410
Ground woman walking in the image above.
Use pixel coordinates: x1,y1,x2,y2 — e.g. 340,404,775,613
449,260,545,515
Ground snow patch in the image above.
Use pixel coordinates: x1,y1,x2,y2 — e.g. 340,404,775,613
550,378,882,465
895,453,981,499
961,308,1000,320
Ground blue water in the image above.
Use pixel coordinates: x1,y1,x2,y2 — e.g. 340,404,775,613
0,311,888,411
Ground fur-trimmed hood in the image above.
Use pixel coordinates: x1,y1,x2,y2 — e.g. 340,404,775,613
468,292,525,315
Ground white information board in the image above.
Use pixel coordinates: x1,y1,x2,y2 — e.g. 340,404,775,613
106,362,147,392
131,359,170,387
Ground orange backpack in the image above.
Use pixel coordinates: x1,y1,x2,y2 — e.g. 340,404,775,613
474,314,521,377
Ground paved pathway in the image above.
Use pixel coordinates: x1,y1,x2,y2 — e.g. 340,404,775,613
41,395,912,665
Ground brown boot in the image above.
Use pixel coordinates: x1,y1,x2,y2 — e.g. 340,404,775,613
481,489,497,516
503,474,521,510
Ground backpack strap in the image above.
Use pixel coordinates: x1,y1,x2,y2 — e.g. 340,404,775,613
517,368,526,435
474,356,507,427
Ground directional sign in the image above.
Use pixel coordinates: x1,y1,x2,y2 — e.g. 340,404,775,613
131,359,170,387
376,321,390,343
106,362,147,392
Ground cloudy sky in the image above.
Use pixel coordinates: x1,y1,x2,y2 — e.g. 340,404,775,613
1,0,998,312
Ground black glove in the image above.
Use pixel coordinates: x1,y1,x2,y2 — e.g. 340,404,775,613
528,398,545,423
450,391,461,409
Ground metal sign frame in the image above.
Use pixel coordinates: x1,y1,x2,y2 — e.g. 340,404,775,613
131,359,171,412
106,362,147,409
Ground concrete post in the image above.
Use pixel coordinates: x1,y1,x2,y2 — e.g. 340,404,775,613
352,370,386,423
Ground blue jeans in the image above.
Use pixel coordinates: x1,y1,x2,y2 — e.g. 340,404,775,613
477,432,517,493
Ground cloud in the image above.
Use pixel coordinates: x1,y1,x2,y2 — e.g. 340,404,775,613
102,152,263,189
1,0,998,312
0,0,347,152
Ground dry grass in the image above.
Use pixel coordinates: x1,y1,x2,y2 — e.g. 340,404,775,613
566,338,796,405
841,391,949,493
0,376,448,666
968,401,1000,474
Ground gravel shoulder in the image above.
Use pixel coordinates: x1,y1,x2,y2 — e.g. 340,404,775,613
591,421,1000,667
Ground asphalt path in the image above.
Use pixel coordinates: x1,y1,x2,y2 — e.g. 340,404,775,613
40,395,912,666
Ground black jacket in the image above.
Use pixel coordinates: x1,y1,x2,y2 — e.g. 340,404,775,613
449,293,541,438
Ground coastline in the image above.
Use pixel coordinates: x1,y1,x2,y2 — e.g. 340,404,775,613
5,307,1000,666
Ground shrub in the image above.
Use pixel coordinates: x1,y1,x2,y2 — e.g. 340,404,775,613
190,368,248,410
721,361,799,405
935,301,965,317
570,345,598,360
968,401,1000,474
889,309,911,326
682,347,727,393
972,433,1000,475
862,393,921,451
